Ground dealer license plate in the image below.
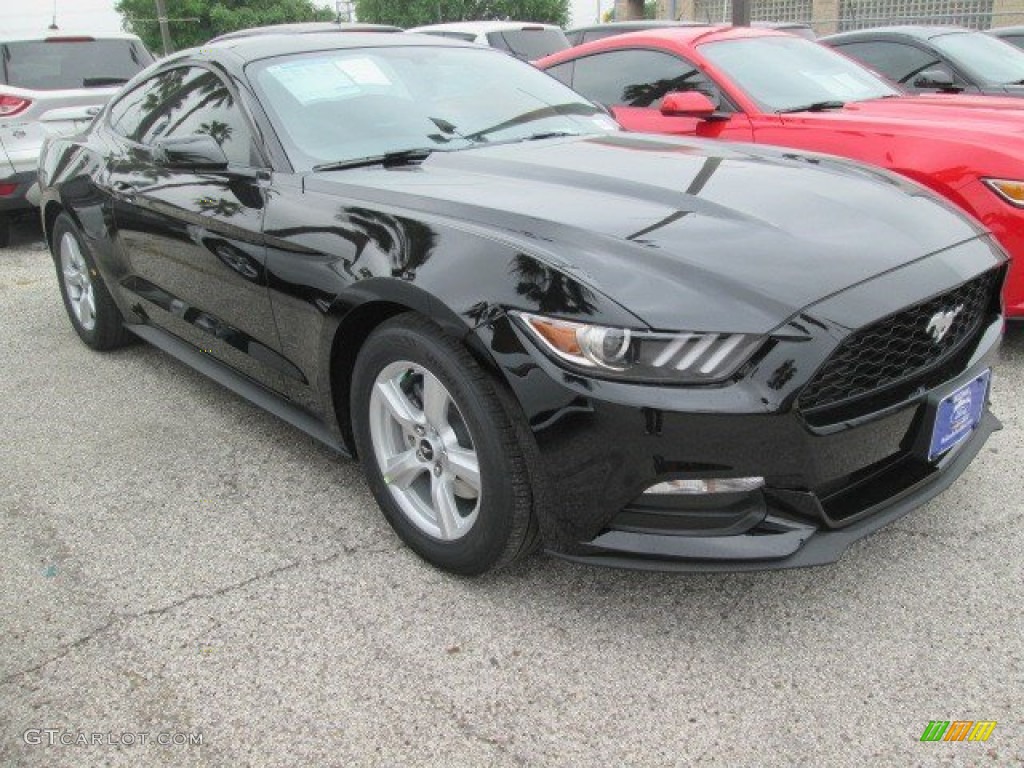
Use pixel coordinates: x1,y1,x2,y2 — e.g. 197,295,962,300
928,370,990,461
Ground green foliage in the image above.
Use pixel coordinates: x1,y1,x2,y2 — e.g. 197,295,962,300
115,0,335,53
354,0,569,28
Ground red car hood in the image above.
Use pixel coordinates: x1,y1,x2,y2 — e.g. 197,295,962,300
797,96,1024,138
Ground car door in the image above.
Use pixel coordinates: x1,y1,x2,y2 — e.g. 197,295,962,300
104,65,294,392
549,48,753,140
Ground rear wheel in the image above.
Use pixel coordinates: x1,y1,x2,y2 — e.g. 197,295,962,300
51,213,130,350
351,314,538,574
0,215,10,248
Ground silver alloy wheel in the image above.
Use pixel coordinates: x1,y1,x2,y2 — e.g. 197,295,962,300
369,361,482,541
59,232,96,331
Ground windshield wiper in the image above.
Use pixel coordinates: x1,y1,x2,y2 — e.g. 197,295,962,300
312,148,434,172
776,100,846,114
522,130,580,141
83,77,129,87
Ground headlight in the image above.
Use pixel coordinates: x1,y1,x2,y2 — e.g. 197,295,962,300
983,178,1024,207
513,311,763,383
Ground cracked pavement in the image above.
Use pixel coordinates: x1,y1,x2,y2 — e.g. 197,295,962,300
1,219,1023,766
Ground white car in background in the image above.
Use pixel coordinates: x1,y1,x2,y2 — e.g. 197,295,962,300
0,32,153,246
405,21,569,60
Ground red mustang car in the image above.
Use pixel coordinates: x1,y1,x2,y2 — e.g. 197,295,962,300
538,27,1024,316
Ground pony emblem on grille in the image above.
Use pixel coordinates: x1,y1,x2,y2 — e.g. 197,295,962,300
927,305,963,343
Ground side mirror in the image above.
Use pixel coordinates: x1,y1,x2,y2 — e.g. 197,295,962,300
152,134,229,170
913,69,962,92
660,91,719,119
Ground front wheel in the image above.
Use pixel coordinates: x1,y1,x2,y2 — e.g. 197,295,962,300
351,314,538,575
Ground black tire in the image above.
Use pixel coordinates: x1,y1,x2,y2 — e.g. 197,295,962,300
51,212,131,350
351,313,540,575
0,215,10,248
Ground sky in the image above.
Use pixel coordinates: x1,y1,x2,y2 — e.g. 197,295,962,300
2,1,607,37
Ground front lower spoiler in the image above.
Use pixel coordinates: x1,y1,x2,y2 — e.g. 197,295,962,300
550,411,1001,573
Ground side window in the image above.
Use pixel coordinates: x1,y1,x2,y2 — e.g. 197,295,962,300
833,41,942,85
1005,35,1024,50
109,74,168,139
571,49,723,110
114,66,259,167
545,60,574,88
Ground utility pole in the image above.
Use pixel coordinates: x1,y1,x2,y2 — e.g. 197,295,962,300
153,0,173,56
731,0,751,25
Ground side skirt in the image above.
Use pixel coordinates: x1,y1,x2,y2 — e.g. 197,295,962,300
127,323,351,457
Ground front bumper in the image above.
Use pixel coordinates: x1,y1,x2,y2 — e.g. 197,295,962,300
555,409,999,572
481,243,1005,572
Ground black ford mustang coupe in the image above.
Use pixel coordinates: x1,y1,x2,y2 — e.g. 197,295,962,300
38,33,1004,574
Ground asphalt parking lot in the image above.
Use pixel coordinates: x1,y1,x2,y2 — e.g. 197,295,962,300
0,217,1022,767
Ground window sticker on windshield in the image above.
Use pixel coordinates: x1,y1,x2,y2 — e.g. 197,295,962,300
831,73,876,96
334,57,392,86
264,59,359,103
802,70,875,98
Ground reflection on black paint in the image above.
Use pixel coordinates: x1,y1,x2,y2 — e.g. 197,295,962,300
194,196,243,218
121,275,305,382
344,207,437,278
625,156,722,242
268,207,438,281
767,359,797,390
511,254,597,315
205,237,263,281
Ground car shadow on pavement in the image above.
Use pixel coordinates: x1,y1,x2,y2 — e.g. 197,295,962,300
4,215,46,251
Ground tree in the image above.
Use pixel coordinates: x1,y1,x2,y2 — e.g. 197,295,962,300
116,0,335,53
354,0,569,27
601,1,658,21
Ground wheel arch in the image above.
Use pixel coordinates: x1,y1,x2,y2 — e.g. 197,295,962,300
327,283,505,457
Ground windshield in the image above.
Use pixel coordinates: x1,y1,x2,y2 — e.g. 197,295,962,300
0,39,153,90
700,36,899,111
249,46,615,171
931,31,1024,86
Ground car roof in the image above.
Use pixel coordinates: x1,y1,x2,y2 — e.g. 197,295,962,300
989,25,1024,35
192,30,481,63
209,21,402,42
566,21,707,34
0,31,144,43
538,25,798,65
565,20,811,34
823,25,976,43
406,21,561,34
582,25,788,47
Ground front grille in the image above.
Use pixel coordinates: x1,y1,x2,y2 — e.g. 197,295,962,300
799,269,999,414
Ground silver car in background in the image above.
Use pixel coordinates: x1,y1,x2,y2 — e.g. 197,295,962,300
0,32,153,246
405,21,570,60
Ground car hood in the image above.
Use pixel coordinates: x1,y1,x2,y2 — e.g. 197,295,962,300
795,95,1024,137
305,133,983,333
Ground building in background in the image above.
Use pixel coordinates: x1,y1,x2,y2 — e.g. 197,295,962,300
612,0,1024,33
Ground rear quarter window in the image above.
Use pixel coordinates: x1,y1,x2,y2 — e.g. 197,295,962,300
485,29,569,60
